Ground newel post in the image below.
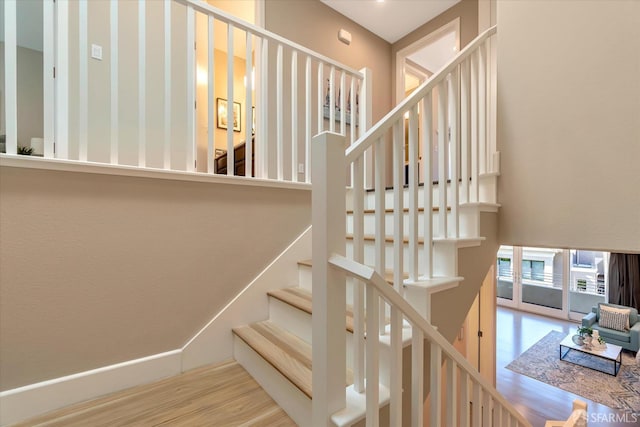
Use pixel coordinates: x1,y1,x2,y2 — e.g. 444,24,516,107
312,131,347,426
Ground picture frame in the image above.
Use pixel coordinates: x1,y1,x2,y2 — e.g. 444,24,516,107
217,98,241,132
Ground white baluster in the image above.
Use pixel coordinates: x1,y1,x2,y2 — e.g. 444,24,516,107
411,327,424,427
472,381,481,427
421,94,433,278
317,63,324,133
79,0,88,162
207,16,215,174
390,120,404,426
365,284,380,426
408,106,419,281
340,72,346,136
4,0,17,155
226,22,235,175
276,44,283,180
245,32,253,177
305,56,312,183
430,344,442,427
446,358,457,426
163,0,171,170
459,370,470,427
449,67,460,238
352,156,365,393
470,51,479,203
460,58,470,204
329,66,336,133
138,0,147,167
291,50,298,182
437,80,448,239
479,41,488,175
43,0,55,158
55,0,69,159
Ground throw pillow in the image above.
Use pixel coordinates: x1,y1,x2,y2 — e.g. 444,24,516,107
599,305,630,332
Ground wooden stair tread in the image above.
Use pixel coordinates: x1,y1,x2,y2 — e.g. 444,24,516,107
268,287,356,333
299,259,460,290
346,206,450,214
233,321,353,399
345,233,484,245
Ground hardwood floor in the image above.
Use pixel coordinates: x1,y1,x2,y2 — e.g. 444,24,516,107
496,306,636,427
13,361,296,427
11,309,637,427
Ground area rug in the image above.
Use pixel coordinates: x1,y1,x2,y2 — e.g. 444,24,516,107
505,330,640,412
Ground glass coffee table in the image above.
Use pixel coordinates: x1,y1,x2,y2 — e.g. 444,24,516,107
559,334,622,376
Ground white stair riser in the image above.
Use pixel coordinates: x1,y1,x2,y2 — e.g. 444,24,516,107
346,207,480,239
298,263,360,306
346,240,461,277
298,266,312,293
361,177,496,210
233,337,311,425
268,295,357,372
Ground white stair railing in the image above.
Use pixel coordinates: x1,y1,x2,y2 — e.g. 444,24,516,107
312,26,529,426
328,255,532,427
2,0,368,184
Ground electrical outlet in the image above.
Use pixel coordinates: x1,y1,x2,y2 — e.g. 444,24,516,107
298,163,305,174
91,44,103,60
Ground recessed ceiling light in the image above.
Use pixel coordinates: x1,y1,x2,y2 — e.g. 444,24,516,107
376,0,384,3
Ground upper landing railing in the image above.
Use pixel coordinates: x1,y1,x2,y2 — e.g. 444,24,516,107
1,0,370,183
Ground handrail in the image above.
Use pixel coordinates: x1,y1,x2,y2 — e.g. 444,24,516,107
345,25,496,164
176,0,364,78
329,254,532,427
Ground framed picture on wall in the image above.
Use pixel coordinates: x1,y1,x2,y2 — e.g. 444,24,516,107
217,98,241,132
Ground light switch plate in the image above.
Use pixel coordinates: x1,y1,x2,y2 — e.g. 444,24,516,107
91,44,103,60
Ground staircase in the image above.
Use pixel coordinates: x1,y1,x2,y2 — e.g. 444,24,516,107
227,26,534,427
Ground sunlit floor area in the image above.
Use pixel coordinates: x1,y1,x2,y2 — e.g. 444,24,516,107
496,306,635,427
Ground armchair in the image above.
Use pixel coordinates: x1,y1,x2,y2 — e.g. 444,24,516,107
582,303,639,353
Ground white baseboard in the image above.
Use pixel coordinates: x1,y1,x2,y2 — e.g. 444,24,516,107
0,349,181,427
181,226,312,371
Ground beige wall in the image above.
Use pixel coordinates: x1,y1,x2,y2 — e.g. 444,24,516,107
497,0,640,253
264,0,392,125
0,166,311,390
391,0,479,105
0,43,44,149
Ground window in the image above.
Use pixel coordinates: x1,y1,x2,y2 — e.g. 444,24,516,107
573,250,595,268
498,257,512,277
522,259,544,281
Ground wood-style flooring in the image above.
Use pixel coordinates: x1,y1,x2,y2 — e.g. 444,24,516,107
496,306,636,427
12,308,637,427
12,361,296,427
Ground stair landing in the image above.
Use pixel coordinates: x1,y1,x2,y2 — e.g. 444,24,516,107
11,361,295,427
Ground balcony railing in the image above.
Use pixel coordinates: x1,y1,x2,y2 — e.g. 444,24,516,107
1,0,370,184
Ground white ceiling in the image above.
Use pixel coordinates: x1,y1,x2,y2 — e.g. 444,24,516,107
320,0,460,44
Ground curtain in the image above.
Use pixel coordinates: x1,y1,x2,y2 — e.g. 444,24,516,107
608,253,640,310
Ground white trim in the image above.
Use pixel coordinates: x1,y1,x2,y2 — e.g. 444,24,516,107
187,5,196,172
0,350,181,427
110,0,119,164
138,0,146,168
0,155,312,191
181,226,312,370
55,0,69,159
43,0,55,157
78,0,88,161
3,0,17,154
395,18,460,106
207,16,215,174
164,0,172,170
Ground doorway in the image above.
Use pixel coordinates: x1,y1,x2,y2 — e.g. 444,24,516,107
395,18,460,184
